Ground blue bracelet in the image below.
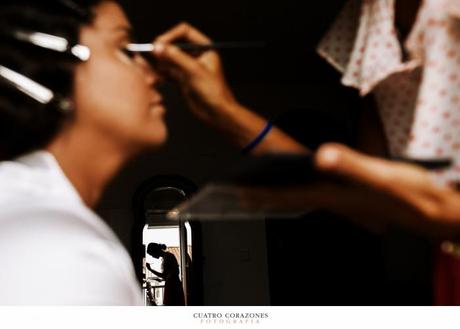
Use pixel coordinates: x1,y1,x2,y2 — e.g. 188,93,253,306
242,121,273,154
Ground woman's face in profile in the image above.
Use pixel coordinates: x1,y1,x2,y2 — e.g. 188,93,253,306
74,1,167,151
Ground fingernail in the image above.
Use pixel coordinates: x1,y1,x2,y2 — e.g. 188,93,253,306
317,146,341,168
153,43,165,55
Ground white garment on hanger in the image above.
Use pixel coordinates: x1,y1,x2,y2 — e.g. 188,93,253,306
318,0,460,185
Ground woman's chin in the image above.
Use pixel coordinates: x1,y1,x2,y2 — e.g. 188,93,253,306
147,124,168,148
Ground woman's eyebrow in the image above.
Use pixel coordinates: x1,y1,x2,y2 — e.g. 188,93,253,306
112,26,133,42
113,26,132,33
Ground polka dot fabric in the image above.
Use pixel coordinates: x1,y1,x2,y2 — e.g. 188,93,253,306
317,0,460,186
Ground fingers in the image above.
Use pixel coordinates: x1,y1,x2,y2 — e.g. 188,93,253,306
315,143,388,185
153,22,223,81
153,43,202,79
314,143,428,190
155,22,212,45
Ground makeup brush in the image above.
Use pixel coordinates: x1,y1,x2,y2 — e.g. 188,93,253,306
126,41,266,55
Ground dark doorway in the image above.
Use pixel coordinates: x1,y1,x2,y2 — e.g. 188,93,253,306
132,175,204,306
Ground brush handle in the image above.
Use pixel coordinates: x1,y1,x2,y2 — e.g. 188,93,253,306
173,41,265,51
393,157,452,170
126,42,265,53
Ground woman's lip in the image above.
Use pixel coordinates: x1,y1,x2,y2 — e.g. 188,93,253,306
150,96,163,106
149,99,165,111
150,104,166,116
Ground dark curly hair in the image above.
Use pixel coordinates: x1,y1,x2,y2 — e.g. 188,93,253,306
0,0,109,160
147,243,167,257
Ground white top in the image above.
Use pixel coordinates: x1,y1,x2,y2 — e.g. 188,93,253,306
317,0,460,185
0,151,143,305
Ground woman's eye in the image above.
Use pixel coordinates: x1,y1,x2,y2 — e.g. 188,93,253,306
120,47,136,59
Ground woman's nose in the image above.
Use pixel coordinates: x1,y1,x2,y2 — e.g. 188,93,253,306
134,54,161,86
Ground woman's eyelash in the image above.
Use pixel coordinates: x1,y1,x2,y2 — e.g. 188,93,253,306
120,47,136,59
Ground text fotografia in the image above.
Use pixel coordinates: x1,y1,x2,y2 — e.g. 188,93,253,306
193,313,269,325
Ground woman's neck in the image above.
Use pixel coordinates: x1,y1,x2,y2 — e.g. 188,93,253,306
46,125,136,208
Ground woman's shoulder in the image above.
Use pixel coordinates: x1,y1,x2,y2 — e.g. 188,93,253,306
0,199,141,305
163,252,179,266
0,150,120,241
0,152,143,304
0,198,121,248
0,151,82,205
0,202,115,251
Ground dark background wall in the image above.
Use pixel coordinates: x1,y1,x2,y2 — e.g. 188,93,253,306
94,0,366,306
95,0,432,306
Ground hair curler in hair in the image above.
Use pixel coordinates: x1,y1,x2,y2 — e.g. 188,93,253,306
0,29,91,61
0,65,73,112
